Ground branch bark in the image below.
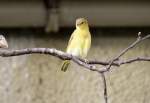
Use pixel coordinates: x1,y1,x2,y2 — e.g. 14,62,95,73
0,33,150,103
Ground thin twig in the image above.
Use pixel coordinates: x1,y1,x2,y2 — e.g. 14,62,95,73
101,33,150,72
115,33,150,59
101,73,108,103
119,57,150,65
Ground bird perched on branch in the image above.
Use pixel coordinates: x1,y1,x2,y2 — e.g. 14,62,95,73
61,18,91,72
0,35,8,48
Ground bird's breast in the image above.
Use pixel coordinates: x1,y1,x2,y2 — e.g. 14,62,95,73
67,30,91,58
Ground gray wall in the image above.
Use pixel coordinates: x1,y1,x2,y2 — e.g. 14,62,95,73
0,30,149,103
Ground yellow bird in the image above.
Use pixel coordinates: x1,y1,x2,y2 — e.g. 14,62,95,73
61,18,91,72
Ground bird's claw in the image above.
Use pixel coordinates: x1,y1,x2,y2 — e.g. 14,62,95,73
84,59,89,64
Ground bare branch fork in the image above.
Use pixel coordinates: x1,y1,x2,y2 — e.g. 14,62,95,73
0,33,149,72
0,32,150,103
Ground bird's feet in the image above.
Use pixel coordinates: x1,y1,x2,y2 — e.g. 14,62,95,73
84,59,89,64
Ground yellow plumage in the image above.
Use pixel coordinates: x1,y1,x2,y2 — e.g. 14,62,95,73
61,18,91,72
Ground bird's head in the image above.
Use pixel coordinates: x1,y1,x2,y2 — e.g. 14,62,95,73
76,18,89,30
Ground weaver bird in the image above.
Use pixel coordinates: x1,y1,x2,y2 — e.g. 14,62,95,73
0,35,8,48
61,18,91,72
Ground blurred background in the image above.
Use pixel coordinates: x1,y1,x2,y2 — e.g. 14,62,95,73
0,0,150,103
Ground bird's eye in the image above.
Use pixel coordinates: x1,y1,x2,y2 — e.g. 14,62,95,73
81,22,84,24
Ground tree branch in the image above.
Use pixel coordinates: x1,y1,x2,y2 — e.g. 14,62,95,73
0,33,150,103
119,57,150,65
101,73,108,103
100,33,150,73
0,48,72,59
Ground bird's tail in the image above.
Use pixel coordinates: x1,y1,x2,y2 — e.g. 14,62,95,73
61,60,70,72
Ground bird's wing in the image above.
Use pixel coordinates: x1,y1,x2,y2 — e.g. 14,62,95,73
66,30,76,51
68,30,76,46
